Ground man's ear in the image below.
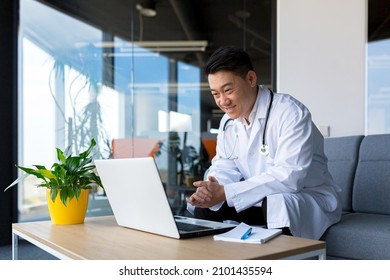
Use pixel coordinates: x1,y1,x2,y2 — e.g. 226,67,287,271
246,70,257,87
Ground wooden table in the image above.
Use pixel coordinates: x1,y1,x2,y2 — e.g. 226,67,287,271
12,215,326,260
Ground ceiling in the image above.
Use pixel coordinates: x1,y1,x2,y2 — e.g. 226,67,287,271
36,0,273,79
368,0,390,41
32,0,273,114
35,0,390,74
31,0,390,114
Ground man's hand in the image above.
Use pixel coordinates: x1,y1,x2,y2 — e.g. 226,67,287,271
186,176,226,208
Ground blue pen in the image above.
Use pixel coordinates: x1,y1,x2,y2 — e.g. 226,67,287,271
241,227,252,240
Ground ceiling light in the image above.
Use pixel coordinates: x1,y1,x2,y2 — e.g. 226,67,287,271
136,0,157,17
84,40,208,53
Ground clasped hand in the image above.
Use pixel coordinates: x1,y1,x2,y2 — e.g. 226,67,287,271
186,176,226,208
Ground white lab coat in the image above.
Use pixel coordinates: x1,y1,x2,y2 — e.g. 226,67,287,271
189,85,342,240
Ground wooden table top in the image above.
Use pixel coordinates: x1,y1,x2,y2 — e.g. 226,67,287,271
13,215,325,260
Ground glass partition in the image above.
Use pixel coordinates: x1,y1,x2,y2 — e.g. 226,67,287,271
366,0,390,134
18,0,272,221
367,38,390,134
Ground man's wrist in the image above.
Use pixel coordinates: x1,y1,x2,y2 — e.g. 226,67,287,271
223,183,234,207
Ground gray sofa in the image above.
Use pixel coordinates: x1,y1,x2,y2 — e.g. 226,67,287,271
321,134,390,259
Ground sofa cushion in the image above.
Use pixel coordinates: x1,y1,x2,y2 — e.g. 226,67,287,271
353,134,390,214
324,135,363,212
323,213,390,259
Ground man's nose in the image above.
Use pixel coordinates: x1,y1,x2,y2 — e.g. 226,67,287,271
219,95,230,106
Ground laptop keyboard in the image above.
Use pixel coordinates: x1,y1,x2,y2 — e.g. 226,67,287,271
176,222,212,232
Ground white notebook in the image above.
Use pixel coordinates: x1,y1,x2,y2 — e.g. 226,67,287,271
213,222,282,244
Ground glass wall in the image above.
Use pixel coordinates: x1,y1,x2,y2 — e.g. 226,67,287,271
18,0,390,222
366,0,390,134
367,39,390,134
18,0,272,221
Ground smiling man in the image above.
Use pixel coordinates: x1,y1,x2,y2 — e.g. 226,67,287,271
186,46,342,240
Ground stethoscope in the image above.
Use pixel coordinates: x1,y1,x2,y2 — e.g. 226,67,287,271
220,88,274,159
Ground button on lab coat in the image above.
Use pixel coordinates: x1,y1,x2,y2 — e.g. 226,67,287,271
194,85,342,240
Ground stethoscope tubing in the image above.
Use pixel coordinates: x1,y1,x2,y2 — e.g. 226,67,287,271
262,89,274,149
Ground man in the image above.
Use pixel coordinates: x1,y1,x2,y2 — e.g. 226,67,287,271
186,46,342,240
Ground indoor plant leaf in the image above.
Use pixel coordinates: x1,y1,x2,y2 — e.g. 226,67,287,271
4,138,103,208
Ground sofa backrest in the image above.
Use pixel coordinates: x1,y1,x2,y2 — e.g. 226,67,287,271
324,135,364,212
353,134,390,215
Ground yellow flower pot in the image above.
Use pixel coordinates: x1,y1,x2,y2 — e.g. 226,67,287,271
46,189,89,225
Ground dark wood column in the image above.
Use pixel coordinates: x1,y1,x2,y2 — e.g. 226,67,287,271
0,0,19,245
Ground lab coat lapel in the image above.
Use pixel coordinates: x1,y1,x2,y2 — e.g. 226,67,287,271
247,116,262,149
234,123,251,179
247,87,268,149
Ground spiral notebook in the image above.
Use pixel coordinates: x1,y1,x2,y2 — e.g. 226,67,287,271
213,222,282,244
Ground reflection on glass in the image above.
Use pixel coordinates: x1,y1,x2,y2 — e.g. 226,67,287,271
20,0,112,221
21,37,118,218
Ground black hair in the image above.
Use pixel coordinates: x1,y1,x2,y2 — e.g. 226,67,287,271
203,46,254,78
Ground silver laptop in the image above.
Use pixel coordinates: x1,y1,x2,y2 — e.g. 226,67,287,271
94,157,235,239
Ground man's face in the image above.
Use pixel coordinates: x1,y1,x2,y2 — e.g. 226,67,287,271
208,70,257,120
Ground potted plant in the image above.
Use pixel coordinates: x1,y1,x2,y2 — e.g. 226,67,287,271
4,138,103,225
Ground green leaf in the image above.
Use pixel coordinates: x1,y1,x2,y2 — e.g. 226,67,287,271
79,138,96,159
4,172,29,192
39,169,57,180
56,148,66,164
50,189,58,203
15,165,47,179
34,165,49,170
5,138,102,206
59,188,69,206
63,145,72,158
73,188,81,200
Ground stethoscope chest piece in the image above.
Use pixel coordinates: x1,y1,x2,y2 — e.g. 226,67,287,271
259,144,269,156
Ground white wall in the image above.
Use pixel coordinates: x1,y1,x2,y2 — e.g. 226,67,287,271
277,0,367,137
